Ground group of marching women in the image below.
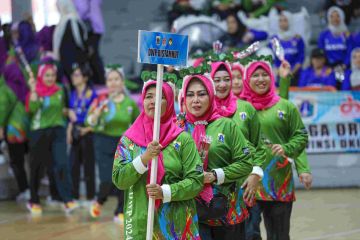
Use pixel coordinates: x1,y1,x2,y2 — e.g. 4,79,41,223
0,53,139,221
112,54,313,240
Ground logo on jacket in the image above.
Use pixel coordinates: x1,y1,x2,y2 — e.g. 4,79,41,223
218,133,225,143
242,147,250,155
239,112,247,121
173,141,181,152
278,110,285,120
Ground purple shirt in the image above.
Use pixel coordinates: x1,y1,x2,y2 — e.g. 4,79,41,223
73,0,105,34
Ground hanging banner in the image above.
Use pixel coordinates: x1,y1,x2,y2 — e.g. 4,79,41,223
137,30,189,66
290,91,360,153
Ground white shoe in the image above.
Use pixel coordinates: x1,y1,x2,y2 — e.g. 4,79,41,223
46,196,62,207
16,189,30,202
113,213,124,224
63,201,80,215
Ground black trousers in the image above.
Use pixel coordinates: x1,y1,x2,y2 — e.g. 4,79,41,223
29,127,73,204
199,222,245,240
93,134,124,215
70,132,95,200
258,201,293,240
7,142,29,192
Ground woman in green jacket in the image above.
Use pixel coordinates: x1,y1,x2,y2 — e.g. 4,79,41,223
87,67,139,222
240,58,311,240
181,74,253,239
26,63,77,215
113,80,204,239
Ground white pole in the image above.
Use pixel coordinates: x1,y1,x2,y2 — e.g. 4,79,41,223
146,64,164,240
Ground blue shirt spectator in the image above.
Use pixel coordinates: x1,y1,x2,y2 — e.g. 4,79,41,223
298,48,337,88
270,11,305,79
342,48,360,90
318,6,352,66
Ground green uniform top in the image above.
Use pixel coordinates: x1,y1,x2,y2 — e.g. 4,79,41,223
0,77,28,143
28,87,66,131
113,132,204,239
231,99,267,168
279,75,312,175
242,0,286,18
87,95,140,137
256,98,309,202
183,117,253,226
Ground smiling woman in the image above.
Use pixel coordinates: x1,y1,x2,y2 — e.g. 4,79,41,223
112,80,204,239
179,74,253,240
241,58,311,240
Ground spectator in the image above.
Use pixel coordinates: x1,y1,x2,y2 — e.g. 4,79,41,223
323,0,360,25
241,0,287,18
298,48,336,88
73,0,105,84
12,21,40,64
36,25,56,58
220,13,268,50
53,0,88,83
318,6,352,67
353,30,360,48
342,47,360,90
270,11,305,85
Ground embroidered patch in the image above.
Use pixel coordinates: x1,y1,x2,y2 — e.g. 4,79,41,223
218,133,225,143
278,110,285,120
242,147,250,155
129,143,134,151
173,141,181,151
239,112,247,121
195,165,204,173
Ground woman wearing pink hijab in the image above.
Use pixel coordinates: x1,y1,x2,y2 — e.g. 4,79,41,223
241,59,311,240
231,62,245,97
112,81,203,239
26,63,77,215
181,74,252,240
211,61,265,207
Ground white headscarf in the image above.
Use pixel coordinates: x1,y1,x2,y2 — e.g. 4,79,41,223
53,0,87,60
278,11,294,40
350,48,360,88
327,6,348,34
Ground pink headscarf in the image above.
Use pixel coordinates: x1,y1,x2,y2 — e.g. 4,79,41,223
35,64,60,97
231,62,245,98
25,64,60,112
183,75,222,203
124,81,183,208
240,61,280,110
211,61,238,117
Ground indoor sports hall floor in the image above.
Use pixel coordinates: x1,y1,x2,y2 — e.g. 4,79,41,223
0,189,359,240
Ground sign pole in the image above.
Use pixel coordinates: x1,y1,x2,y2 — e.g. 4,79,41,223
146,64,164,240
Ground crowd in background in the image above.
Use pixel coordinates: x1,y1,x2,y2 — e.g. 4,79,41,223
168,0,360,90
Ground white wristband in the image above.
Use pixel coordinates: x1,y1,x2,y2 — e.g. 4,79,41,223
132,155,148,174
161,184,171,203
213,168,225,185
